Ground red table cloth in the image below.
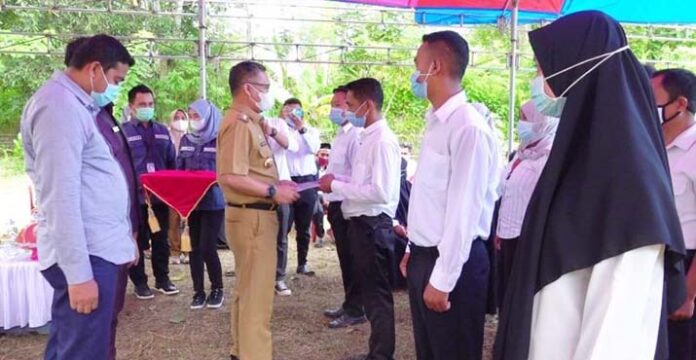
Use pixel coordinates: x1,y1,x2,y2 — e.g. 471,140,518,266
140,170,218,219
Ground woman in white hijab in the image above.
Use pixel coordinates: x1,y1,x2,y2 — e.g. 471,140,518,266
495,100,558,303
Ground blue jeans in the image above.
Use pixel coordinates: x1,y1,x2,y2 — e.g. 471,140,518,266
41,256,125,360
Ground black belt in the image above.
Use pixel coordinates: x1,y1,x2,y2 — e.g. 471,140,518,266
291,174,318,183
409,238,484,256
226,202,277,211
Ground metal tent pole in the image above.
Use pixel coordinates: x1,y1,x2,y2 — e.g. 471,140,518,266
198,0,207,99
507,0,520,155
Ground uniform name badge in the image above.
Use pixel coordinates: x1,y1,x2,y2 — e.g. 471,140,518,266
146,162,156,173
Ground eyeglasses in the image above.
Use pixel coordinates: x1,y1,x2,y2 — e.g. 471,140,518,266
247,82,271,92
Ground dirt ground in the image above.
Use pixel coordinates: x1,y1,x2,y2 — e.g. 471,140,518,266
0,238,497,360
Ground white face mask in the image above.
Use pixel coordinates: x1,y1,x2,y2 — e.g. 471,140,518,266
190,119,206,132
533,45,630,117
172,120,188,132
247,84,274,112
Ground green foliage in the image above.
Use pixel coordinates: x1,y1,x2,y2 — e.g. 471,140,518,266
0,2,695,156
0,133,25,177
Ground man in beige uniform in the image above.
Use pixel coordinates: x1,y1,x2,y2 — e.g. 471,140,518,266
217,60,299,360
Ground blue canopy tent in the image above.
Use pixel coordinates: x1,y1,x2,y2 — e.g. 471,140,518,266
337,0,696,152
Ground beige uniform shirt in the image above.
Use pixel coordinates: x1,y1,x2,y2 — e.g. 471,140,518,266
217,104,278,205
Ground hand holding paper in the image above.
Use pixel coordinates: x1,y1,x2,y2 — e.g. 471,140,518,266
319,174,335,193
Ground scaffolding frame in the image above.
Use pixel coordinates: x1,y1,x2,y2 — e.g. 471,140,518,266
1,0,696,116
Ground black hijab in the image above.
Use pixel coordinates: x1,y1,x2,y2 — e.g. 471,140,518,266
494,11,686,360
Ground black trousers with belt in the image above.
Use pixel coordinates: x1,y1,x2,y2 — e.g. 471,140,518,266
327,202,364,317
407,239,489,360
130,203,170,286
668,250,696,360
289,175,318,268
348,214,395,360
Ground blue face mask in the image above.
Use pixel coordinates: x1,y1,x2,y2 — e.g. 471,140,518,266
345,102,367,128
517,120,535,145
410,64,433,99
531,45,630,118
90,66,121,108
135,107,155,122
530,76,566,118
329,107,345,125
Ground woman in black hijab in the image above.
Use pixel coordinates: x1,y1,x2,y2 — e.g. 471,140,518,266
494,11,686,360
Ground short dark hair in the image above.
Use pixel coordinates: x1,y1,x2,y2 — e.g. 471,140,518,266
64,36,89,67
345,78,384,111
333,85,348,94
68,34,135,70
283,98,303,107
400,143,413,151
422,31,470,79
643,63,657,78
320,143,331,150
653,68,696,113
228,61,266,94
128,84,154,104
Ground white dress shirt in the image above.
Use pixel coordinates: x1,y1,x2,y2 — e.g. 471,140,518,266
286,122,321,177
667,124,696,250
266,117,299,181
332,120,401,219
325,123,362,202
496,154,549,239
407,91,501,293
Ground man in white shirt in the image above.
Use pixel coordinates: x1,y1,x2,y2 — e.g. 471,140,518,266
321,85,367,329
401,31,500,360
261,116,298,296
283,98,322,276
319,78,401,360
651,68,696,360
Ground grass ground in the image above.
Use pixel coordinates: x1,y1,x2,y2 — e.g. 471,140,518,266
0,174,496,359
0,239,498,360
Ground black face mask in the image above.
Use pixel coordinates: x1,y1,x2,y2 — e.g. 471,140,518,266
658,97,681,124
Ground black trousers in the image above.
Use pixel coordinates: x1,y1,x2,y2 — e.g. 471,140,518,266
668,250,696,360
496,237,518,308
312,196,326,239
348,214,395,360
289,175,318,268
407,239,489,360
327,202,364,317
189,209,224,294
276,203,291,281
130,203,170,286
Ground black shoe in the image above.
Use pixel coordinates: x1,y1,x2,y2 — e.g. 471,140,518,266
323,307,344,319
329,314,368,329
296,265,316,276
190,292,206,310
155,281,180,295
230,355,240,360
206,288,225,309
224,270,236,277
134,284,154,300
343,355,368,360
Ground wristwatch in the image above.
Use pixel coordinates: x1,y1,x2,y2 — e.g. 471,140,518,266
266,185,277,199
270,128,278,138
298,127,307,135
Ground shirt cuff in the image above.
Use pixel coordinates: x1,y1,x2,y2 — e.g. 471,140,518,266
331,180,346,196
60,260,94,285
428,262,458,293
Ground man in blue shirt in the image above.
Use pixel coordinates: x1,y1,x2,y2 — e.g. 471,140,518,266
21,34,137,360
121,85,179,299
